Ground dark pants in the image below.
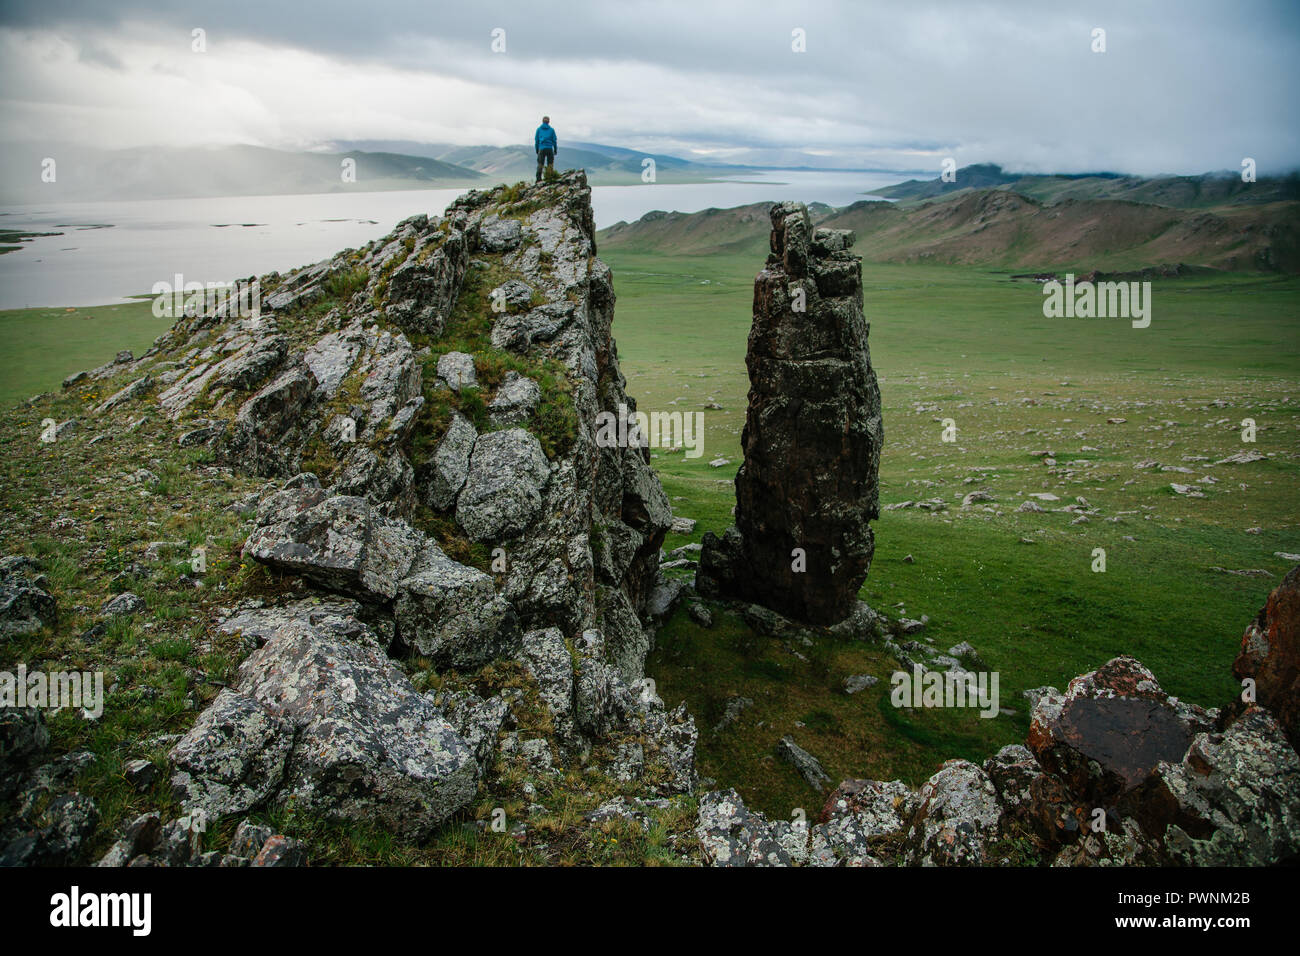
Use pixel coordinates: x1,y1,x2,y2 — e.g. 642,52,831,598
536,148,554,182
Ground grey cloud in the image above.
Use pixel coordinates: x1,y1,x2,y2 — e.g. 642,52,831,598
1,0,1297,175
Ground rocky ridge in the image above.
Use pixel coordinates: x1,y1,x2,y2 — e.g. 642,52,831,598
2,171,698,864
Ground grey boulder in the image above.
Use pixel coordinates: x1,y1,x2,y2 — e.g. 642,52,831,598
395,548,519,668
243,481,427,602
488,371,540,426
421,412,477,511
455,428,551,542
174,618,477,840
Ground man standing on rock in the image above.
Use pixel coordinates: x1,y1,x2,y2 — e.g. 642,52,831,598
535,115,557,182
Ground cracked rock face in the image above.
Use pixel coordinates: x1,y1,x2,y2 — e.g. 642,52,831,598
420,411,476,511
698,203,882,625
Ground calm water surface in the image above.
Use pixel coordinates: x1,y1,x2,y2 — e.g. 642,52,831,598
0,169,900,308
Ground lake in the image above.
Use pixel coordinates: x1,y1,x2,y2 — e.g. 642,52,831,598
0,169,901,309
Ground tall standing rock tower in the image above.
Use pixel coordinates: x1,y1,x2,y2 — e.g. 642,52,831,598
697,201,882,625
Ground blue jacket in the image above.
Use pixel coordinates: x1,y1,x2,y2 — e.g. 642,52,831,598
535,123,557,154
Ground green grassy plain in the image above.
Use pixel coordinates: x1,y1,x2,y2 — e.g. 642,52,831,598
604,247,1300,816
0,299,171,406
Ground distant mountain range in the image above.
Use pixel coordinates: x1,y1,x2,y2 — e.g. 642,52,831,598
0,143,487,204
328,139,745,187
600,183,1300,273
0,140,752,203
869,162,1300,208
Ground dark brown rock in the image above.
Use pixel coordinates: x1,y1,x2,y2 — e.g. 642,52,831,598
1232,564,1300,750
697,204,882,625
1027,656,1214,810
983,744,1084,849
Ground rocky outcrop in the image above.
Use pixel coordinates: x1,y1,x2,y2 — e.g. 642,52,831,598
1233,563,1300,749
698,202,882,625
155,171,668,669
697,650,1300,867
66,172,684,852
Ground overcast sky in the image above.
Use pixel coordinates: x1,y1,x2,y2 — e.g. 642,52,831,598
2,0,1298,176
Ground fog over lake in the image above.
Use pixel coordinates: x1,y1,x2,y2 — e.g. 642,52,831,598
0,170,896,309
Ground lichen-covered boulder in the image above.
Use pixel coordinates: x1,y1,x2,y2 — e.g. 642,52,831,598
235,619,476,839
242,480,427,602
1140,705,1300,865
455,427,551,542
488,370,540,426
983,743,1084,849
776,735,832,792
0,556,57,639
395,549,519,668
331,445,417,518
905,759,1002,865
215,596,388,652
435,690,510,777
169,688,293,818
436,351,477,392
302,327,362,399
696,789,792,867
819,778,915,864
478,215,523,253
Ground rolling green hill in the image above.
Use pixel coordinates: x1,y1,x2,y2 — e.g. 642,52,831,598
873,162,1300,208
599,188,1300,273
